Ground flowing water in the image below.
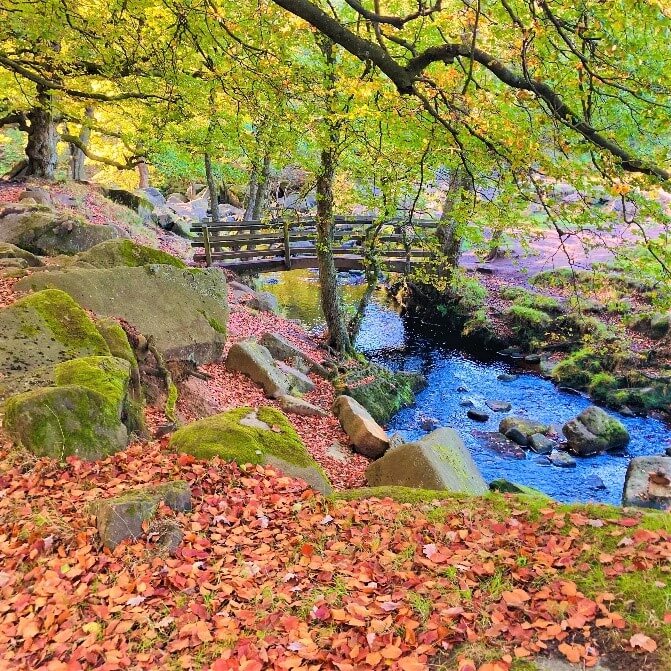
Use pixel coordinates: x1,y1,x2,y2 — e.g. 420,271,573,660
261,269,671,504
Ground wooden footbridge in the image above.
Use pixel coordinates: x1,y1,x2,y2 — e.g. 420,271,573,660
191,216,438,273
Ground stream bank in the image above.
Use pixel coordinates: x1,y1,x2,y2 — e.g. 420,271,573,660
260,268,671,504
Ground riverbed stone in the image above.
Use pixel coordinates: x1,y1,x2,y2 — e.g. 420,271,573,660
226,340,291,398
333,395,389,459
499,416,550,441
562,406,630,456
365,428,488,495
467,408,489,422
486,400,512,412
474,431,526,459
548,450,576,468
622,456,671,510
505,428,528,446
170,407,331,494
16,265,228,364
497,373,519,382
528,433,554,454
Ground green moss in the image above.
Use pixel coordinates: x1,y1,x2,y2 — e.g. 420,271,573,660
54,356,131,419
170,406,316,469
499,286,562,314
77,239,186,269
551,347,603,388
14,289,109,356
334,486,462,504
587,372,619,403
94,318,136,366
504,305,552,343
165,380,178,422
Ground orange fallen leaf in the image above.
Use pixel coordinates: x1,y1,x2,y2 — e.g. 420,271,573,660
630,633,657,653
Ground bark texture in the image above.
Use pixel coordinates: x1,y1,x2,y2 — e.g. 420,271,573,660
25,90,58,179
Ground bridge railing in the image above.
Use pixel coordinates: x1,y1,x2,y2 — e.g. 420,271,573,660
190,216,438,272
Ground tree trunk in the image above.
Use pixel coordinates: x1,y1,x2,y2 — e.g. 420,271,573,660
316,144,352,354
137,161,150,188
251,153,271,220
25,89,58,179
244,164,259,220
204,152,220,223
69,106,93,181
436,168,470,276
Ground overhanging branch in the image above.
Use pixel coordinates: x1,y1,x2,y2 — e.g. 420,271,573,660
60,133,140,170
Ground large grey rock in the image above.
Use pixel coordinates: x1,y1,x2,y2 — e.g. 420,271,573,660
105,188,154,219
248,291,280,313
0,289,110,402
529,433,554,454
226,340,290,398
16,265,228,364
499,416,550,440
139,187,166,208
75,239,186,269
622,456,671,510
92,481,191,549
365,428,488,494
277,394,327,417
259,332,330,378
276,360,315,393
333,395,389,459
0,202,123,256
166,197,208,222
0,242,42,267
563,406,630,456
19,187,52,207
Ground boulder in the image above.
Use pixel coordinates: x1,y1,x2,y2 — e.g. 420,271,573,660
474,431,526,459
276,361,315,394
247,291,280,313
499,416,550,441
528,433,554,454
650,312,670,339
151,204,187,231
505,428,529,447
92,481,191,549
166,197,208,222
226,340,291,397
333,395,389,459
0,289,110,402
167,193,188,204
467,408,489,422
4,378,129,461
277,394,327,417
170,407,331,494
0,202,123,256
562,406,630,456
486,400,512,412
548,450,576,468
75,239,185,269
259,332,329,378
105,188,154,219
0,242,42,267
622,456,671,510
365,428,488,495
19,187,52,206
139,187,166,208
489,479,551,498
16,265,228,364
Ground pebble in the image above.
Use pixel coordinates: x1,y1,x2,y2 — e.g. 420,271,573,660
486,400,512,412
548,450,576,468
467,409,490,422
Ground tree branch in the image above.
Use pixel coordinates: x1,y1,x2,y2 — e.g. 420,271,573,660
59,133,140,170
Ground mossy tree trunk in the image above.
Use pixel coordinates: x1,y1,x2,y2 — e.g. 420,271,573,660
251,153,271,220
69,105,93,181
436,167,470,276
25,88,58,179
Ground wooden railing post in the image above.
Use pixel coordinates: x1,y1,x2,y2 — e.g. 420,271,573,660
203,222,213,267
283,217,292,270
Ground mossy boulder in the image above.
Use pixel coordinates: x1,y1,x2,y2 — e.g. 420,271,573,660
170,407,332,494
499,416,550,441
16,265,228,364
334,363,426,425
0,202,123,256
504,305,552,342
562,406,630,456
92,480,191,549
75,239,186,269
0,289,110,402
365,428,488,495
3,384,128,460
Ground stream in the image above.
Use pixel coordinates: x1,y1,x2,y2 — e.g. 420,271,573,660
261,269,671,504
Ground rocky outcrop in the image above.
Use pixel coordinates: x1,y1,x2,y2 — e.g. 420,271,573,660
16,265,228,364
0,289,110,402
333,395,389,459
170,407,331,494
92,481,191,550
562,406,630,456
0,202,123,256
259,332,329,378
622,456,671,510
365,428,488,495
4,356,132,460
75,239,186,269
0,242,43,268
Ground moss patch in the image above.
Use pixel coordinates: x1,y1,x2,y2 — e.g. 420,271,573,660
14,289,109,356
499,286,562,314
76,239,186,269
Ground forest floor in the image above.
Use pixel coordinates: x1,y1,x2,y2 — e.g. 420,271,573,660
0,181,669,671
